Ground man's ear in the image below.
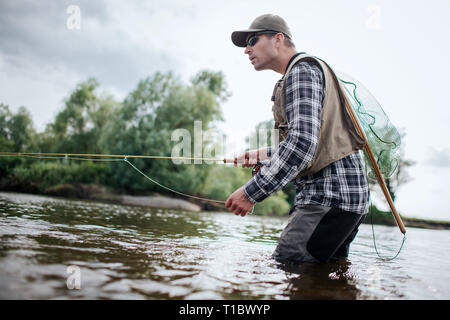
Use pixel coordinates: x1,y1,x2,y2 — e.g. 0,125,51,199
274,33,285,48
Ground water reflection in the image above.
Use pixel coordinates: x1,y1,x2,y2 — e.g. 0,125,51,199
277,261,359,300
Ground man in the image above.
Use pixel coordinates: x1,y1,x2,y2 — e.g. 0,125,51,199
225,14,369,263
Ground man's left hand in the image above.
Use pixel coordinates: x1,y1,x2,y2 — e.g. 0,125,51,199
225,187,255,217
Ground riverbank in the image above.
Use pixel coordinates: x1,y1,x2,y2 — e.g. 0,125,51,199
0,182,205,212
402,217,450,230
1,183,449,230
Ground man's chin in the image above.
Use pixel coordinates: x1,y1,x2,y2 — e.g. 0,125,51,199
253,64,264,71
254,65,269,71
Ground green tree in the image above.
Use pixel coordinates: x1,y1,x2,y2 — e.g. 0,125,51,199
190,70,231,103
9,106,38,152
245,119,274,151
46,78,117,154
0,104,12,138
0,104,14,177
100,71,227,194
0,104,39,180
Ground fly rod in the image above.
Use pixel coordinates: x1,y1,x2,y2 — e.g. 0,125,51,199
0,151,238,164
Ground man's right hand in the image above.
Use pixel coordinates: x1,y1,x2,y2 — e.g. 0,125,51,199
234,147,268,168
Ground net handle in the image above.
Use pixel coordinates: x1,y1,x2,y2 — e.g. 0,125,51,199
342,95,406,234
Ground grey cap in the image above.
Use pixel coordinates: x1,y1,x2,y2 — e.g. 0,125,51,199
231,14,292,47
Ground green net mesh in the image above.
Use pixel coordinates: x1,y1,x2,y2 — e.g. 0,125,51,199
336,71,401,179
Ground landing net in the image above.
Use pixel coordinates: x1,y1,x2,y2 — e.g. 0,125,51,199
337,71,401,180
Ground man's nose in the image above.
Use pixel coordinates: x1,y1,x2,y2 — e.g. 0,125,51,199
244,45,251,55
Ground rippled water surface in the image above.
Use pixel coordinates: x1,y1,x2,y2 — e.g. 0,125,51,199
0,191,449,300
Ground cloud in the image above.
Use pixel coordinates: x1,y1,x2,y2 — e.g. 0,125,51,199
0,1,185,129
0,1,178,95
424,148,450,168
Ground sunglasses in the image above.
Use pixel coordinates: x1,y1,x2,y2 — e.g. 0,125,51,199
246,31,279,47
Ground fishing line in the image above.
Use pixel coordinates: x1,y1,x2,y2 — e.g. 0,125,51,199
364,157,406,261
123,157,226,204
0,152,262,213
369,200,406,261
124,157,255,214
124,152,405,253
1,152,407,253
2,152,258,214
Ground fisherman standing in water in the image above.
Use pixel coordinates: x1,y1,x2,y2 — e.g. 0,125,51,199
225,14,370,263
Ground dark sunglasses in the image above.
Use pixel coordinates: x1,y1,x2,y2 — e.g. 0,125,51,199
246,31,279,47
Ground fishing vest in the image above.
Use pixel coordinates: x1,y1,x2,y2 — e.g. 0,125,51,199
272,53,365,178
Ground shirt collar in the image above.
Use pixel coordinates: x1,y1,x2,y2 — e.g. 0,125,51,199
285,52,307,73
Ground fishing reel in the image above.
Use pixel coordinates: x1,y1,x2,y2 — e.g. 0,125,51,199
229,153,265,177
252,161,264,176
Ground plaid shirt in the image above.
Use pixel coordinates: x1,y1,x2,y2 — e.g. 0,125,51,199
243,59,369,214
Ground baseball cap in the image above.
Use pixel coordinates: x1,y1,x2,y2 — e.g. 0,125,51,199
231,14,292,47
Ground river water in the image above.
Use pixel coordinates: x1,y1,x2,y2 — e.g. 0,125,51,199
0,191,449,300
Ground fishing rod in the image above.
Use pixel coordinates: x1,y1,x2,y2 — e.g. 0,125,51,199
0,151,237,163
0,151,257,206
0,149,406,234
0,150,405,259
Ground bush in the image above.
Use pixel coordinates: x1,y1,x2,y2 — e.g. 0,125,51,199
253,191,291,216
364,205,397,226
202,165,249,201
7,160,108,192
45,183,107,199
202,164,291,216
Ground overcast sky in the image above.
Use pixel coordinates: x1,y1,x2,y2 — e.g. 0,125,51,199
1,0,449,222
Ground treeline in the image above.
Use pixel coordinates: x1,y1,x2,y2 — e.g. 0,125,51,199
0,71,291,215
0,69,411,222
